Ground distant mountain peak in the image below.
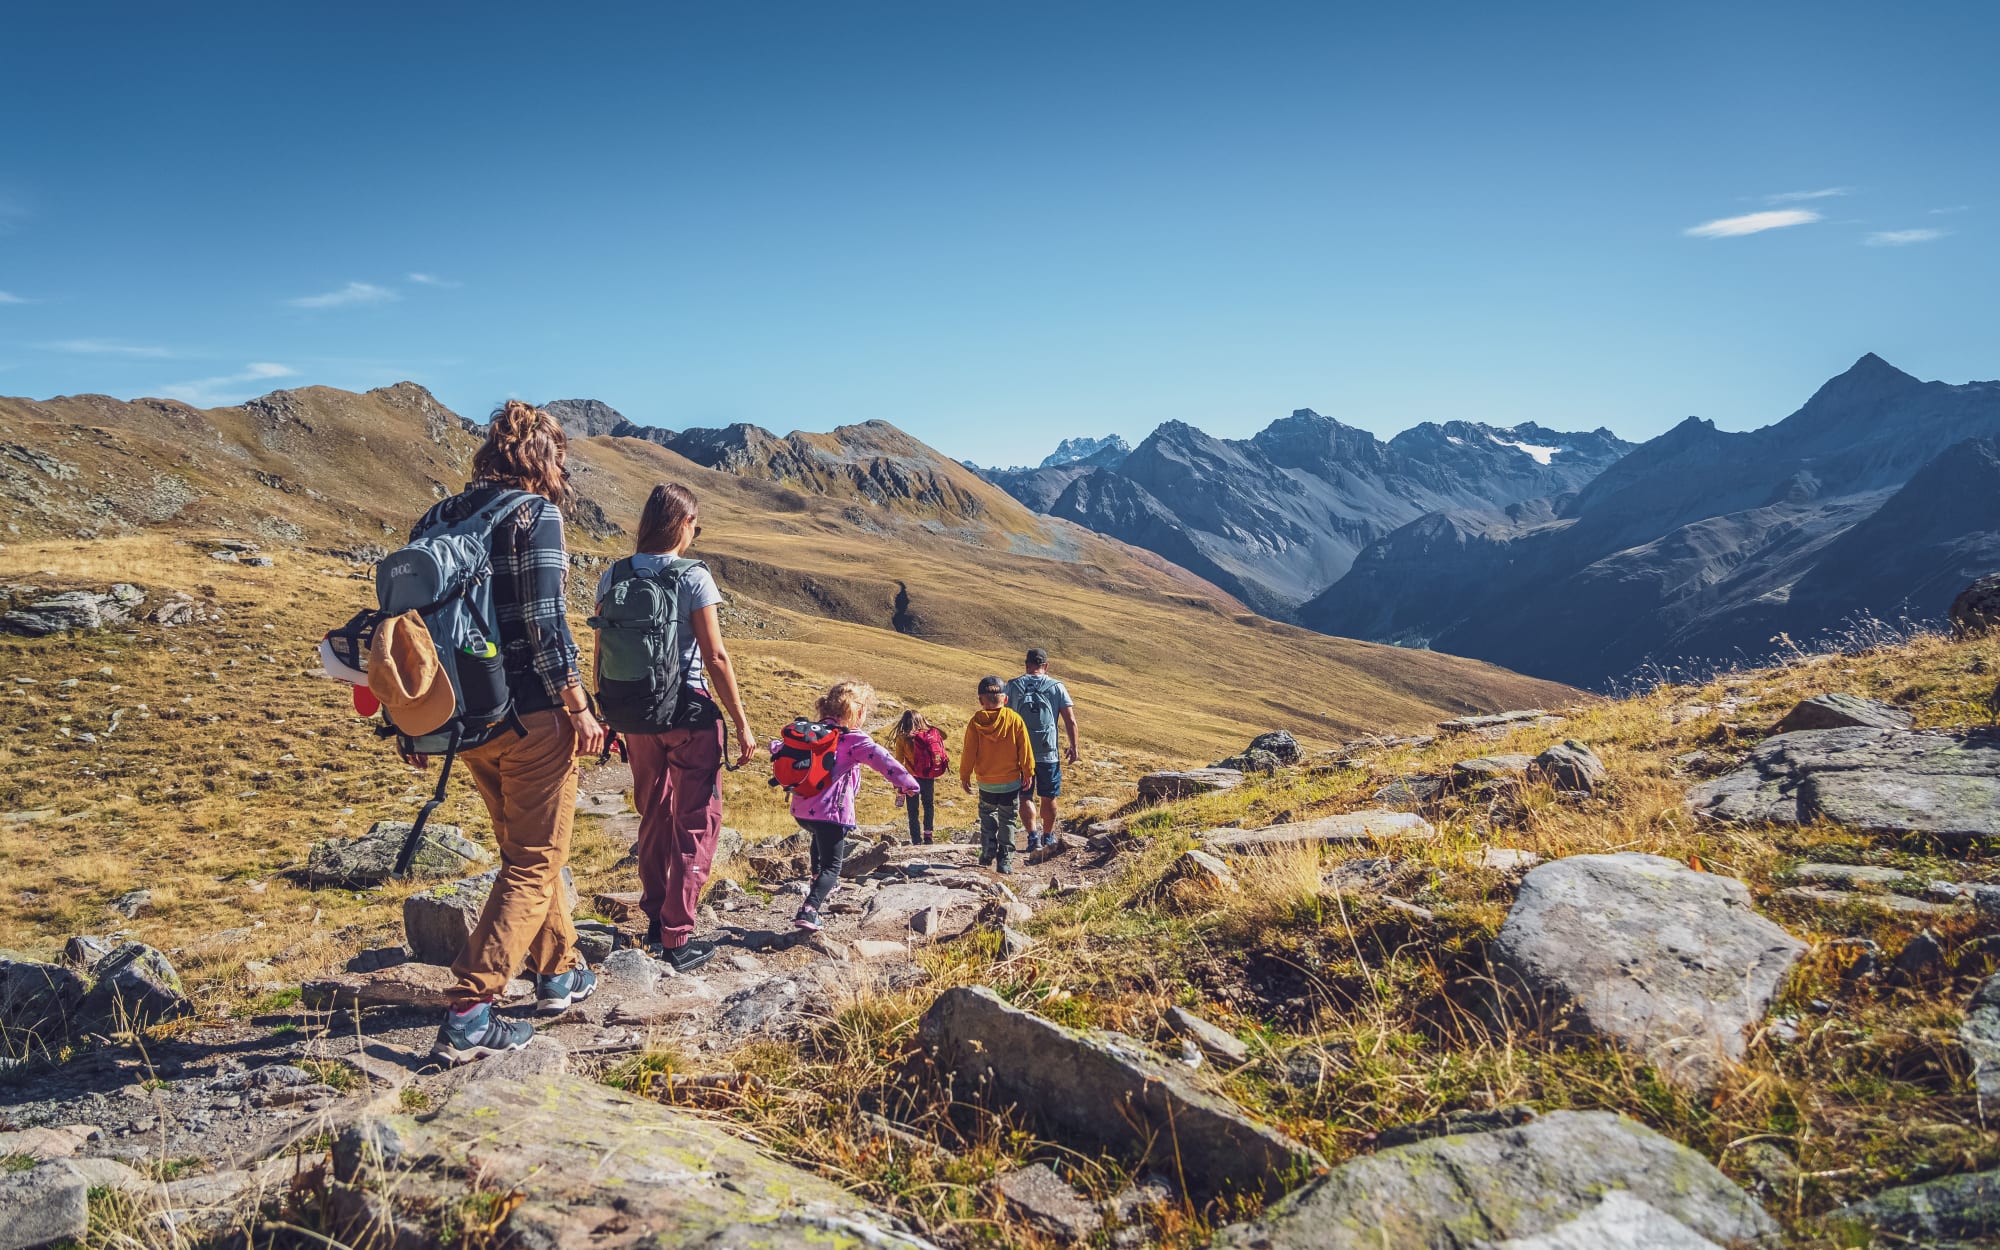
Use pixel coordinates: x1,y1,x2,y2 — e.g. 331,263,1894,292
1797,352,1924,414
1041,434,1131,470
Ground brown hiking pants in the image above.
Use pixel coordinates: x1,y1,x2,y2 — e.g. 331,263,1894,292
449,708,582,1003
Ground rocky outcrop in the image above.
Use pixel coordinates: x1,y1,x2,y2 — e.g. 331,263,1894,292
1773,693,1913,733
404,867,578,965
1203,810,1434,855
325,1074,935,1248
1211,1110,1775,1249
0,584,144,636
0,942,190,1043
1688,726,2000,839
919,986,1320,1200
1826,1167,2000,1246
1953,571,2000,638
305,821,489,887
1492,854,1805,1091
1137,768,1244,803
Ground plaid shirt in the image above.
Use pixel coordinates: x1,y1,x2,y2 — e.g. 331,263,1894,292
414,484,580,715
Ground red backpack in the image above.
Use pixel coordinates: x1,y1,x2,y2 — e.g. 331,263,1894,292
770,719,841,798
904,726,950,780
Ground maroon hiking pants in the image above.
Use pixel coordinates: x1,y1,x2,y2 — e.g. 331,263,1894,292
626,720,725,948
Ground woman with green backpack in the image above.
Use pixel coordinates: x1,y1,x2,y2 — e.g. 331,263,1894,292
591,483,754,974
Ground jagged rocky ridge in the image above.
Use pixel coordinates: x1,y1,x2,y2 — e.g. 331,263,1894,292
1305,355,2000,687
980,412,1630,617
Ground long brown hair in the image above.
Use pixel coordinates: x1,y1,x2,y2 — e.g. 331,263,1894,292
636,482,699,554
473,400,569,503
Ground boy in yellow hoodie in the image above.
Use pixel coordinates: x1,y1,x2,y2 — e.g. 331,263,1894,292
960,675,1036,873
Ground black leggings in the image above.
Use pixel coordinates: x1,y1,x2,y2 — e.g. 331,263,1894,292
799,818,851,912
905,777,936,842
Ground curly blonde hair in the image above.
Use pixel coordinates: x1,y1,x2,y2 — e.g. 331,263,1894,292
816,679,875,728
473,399,569,503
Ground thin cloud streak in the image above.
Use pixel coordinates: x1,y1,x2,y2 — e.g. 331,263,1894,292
158,362,298,406
1864,228,1946,247
1766,187,1849,203
0,291,29,305
288,281,398,309
43,338,177,358
1929,205,1971,215
406,272,461,288
1684,209,1821,238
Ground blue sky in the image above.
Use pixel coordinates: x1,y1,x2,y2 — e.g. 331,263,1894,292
1,2,1993,465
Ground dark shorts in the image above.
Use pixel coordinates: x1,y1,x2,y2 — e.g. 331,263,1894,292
1029,760,1061,799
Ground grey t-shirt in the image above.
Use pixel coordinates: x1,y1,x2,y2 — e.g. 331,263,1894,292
1004,673,1073,763
594,557,724,692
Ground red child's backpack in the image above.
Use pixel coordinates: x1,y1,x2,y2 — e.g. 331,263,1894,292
904,726,950,780
770,718,841,798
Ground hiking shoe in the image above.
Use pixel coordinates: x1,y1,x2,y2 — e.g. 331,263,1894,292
794,905,823,932
433,1002,533,1064
660,939,716,974
535,966,597,1014
995,860,1014,875
923,831,935,845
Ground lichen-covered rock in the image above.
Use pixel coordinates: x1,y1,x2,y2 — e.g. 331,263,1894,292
919,985,1320,1201
1687,726,2000,839
403,867,577,965
1203,810,1434,855
1492,854,1804,1091
1213,748,1282,774
1826,1166,2000,1246
305,820,488,887
1774,693,1913,733
1533,740,1609,793
1137,768,1244,803
81,942,191,1029
324,1074,933,1248
1210,1110,1776,1249
1950,572,2000,639
1247,730,1304,765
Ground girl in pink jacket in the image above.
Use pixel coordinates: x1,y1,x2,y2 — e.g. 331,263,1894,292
769,680,917,931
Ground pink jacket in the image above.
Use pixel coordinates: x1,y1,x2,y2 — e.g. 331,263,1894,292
769,730,918,827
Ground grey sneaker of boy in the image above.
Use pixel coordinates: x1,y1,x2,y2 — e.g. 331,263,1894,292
433,1002,533,1064
535,966,598,1014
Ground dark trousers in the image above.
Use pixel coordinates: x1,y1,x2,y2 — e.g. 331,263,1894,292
979,787,1022,868
799,818,852,911
905,777,936,842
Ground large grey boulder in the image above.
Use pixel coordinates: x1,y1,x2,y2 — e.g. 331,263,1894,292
919,985,1320,1201
0,585,143,636
1210,1110,1776,1249
1962,975,2000,1119
1532,740,1609,794
1774,693,1914,733
1826,1166,2000,1245
1687,726,2000,839
0,954,90,1042
1951,571,2000,639
1137,768,1244,803
404,867,578,965
1248,730,1304,765
325,1073,933,1249
82,942,192,1028
1492,854,1805,1092
306,820,488,887
0,1160,88,1250
1202,810,1434,855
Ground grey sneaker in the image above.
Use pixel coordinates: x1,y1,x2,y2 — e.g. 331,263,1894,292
535,966,597,1014
433,1002,533,1064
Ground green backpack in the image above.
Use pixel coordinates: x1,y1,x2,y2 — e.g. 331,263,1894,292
588,557,700,734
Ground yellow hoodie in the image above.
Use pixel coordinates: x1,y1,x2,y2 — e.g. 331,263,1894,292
961,706,1035,790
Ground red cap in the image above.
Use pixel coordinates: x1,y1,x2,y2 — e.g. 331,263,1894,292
352,685,381,717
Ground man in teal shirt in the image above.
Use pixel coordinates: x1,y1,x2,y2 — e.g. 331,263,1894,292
1004,648,1078,850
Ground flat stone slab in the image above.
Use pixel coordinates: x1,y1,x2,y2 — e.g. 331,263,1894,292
1452,754,1535,781
920,985,1320,1201
1775,693,1913,733
305,820,487,887
1772,886,1960,916
1203,810,1435,854
1789,862,1915,888
303,963,533,1011
1688,726,2000,839
1437,709,1548,734
1826,1166,2000,1246
859,882,985,936
326,1074,934,1248
1492,853,1805,1092
1137,768,1245,803
1210,1110,1774,1250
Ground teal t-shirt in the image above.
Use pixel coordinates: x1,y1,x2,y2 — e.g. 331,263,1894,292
1003,673,1073,763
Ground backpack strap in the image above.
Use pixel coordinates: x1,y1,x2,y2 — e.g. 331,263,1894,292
393,724,463,877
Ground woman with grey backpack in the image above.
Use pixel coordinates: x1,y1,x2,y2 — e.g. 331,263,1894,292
591,483,754,974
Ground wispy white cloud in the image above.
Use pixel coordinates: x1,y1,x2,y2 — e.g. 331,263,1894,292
288,281,398,309
1864,228,1946,247
0,290,29,305
158,362,298,406
1766,187,1849,203
406,272,461,288
1929,205,1971,215
43,338,177,358
1684,209,1821,239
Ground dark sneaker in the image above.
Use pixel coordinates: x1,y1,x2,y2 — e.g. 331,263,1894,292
535,967,597,1014
660,939,716,974
794,906,823,932
923,831,935,845
996,859,1014,875
433,1002,533,1064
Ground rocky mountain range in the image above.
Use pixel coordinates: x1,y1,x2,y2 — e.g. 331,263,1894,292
1305,354,2000,686
979,412,1632,618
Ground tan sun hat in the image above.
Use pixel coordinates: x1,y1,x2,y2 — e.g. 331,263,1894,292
367,610,457,737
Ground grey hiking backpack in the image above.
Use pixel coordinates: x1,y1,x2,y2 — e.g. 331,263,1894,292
328,486,535,875
588,556,702,735
1011,674,1058,748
